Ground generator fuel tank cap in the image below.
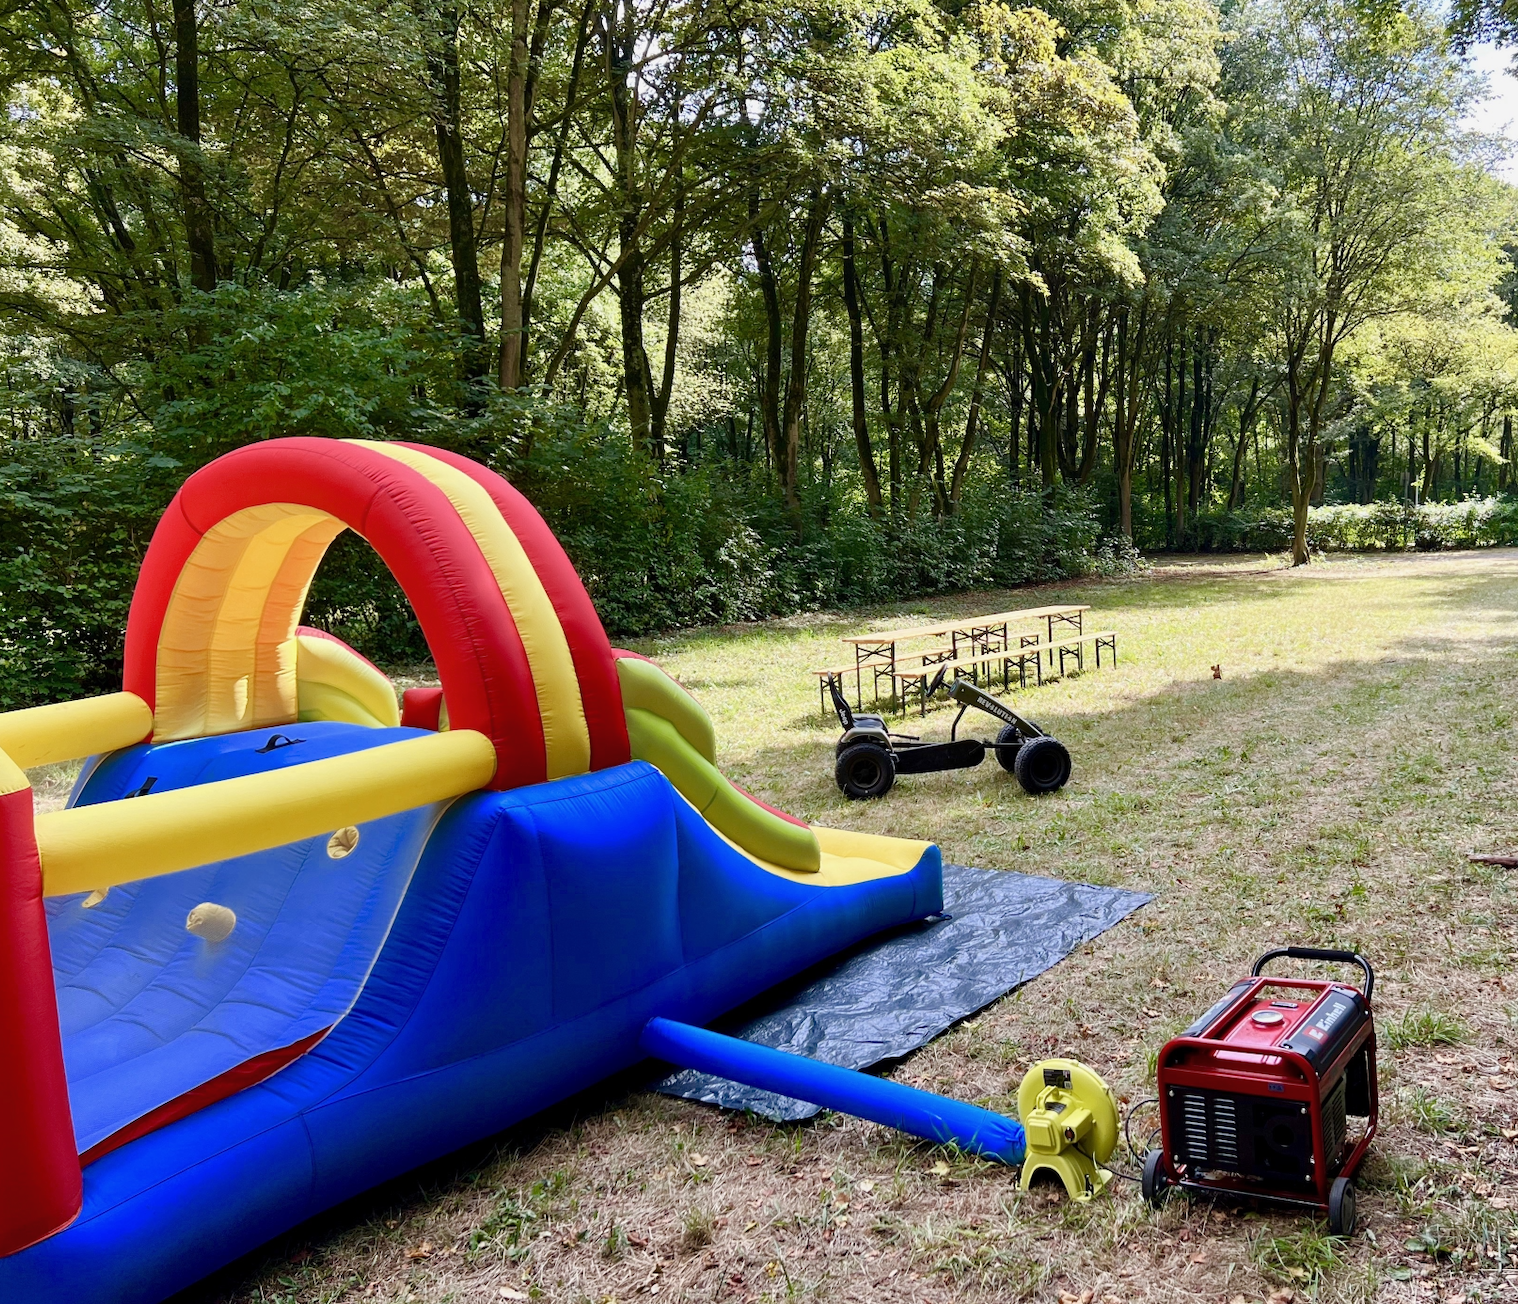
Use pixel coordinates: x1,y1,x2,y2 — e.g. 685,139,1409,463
1251,1009,1287,1027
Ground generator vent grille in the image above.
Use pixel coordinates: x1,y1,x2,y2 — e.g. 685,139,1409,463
1176,1090,1240,1170
1322,1075,1347,1167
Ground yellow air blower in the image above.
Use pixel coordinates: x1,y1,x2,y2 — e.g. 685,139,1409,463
1017,1059,1119,1201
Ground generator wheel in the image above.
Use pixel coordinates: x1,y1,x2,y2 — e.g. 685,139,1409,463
835,742,895,800
1014,735,1072,795
993,724,1022,773
1141,1148,1169,1207
1328,1176,1357,1236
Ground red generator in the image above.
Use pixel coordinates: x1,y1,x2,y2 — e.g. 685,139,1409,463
1142,947,1377,1235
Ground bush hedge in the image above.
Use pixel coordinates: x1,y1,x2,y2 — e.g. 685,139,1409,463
0,428,1135,707
1189,498,1518,554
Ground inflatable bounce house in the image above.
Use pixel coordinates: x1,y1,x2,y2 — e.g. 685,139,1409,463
0,438,946,1302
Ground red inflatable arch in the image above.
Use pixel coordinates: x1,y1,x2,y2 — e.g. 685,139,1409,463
122,438,629,788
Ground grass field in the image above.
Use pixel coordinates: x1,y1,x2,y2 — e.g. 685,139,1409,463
146,550,1517,1302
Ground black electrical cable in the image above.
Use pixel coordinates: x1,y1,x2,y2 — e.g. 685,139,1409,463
1124,1096,1160,1162
1077,1140,1143,1184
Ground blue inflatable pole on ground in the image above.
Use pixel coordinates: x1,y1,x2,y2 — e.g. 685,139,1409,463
640,1017,1026,1164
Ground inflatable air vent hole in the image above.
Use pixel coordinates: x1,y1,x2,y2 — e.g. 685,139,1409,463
328,826,360,859
186,903,237,943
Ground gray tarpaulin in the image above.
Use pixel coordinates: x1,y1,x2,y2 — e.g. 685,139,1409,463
653,863,1150,1121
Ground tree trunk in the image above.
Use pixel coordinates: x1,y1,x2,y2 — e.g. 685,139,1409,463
1227,377,1261,511
1113,302,1148,539
1187,326,1205,523
172,0,216,292
1161,333,1174,547
1018,284,1059,494
841,213,883,516
1006,340,1024,486
750,209,783,483
521,1,588,379
498,0,531,389
918,262,977,516
783,188,831,516
951,267,1001,511
429,0,488,384
1285,354,1314,566
603,0,655,454
649,190,683,456
1174,329,1188,545
1074,307,1110,486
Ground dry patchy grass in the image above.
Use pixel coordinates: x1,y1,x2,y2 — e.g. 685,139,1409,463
87,549,1518,1303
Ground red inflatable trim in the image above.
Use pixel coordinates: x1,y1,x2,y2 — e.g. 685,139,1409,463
123,439,545,790
403,445,630,772
729,781,810,829
79,1028,331,1169
401,686,446,731
611,648,653,663
0,787,81,1257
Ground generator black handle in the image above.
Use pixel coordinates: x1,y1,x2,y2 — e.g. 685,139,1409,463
1252,946,1374,1002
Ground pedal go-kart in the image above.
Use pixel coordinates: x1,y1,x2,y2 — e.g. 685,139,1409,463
830,671,1071,800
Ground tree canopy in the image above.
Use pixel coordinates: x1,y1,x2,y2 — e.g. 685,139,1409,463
3,0,1517,699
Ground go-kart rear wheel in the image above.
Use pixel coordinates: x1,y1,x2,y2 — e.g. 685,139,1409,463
835,741,895,800
1014,735,1071,795
993,724,1022,773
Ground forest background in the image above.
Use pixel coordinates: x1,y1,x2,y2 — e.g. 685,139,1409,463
6,0,1518,705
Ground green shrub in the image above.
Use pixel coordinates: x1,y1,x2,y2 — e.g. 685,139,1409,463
0,439,175,709
512,428,1125,637
1189,497,1518,554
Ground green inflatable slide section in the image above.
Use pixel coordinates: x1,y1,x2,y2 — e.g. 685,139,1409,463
616,656,821,873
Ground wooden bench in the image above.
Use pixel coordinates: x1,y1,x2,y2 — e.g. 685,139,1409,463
1050,631,1118,677
890,645,1046,715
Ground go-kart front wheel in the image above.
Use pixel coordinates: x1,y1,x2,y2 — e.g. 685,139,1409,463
1013,735,1071,795
835,741,895,800
993,724,1022,773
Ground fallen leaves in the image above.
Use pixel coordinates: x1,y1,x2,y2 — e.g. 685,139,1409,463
405,1242,433,1260
929,1159,951,1176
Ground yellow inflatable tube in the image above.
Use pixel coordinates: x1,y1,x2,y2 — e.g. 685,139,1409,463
624,708,820,873
0,692,152,771
35,729,497,896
